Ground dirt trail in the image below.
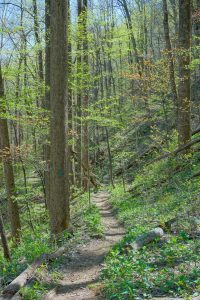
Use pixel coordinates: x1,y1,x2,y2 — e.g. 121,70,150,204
44,191,125,300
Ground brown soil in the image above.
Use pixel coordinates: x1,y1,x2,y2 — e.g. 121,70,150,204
43,191,125,300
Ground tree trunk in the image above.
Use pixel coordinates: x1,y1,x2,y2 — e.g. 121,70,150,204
119,0,141,74
76,0,83,188
43,0,51,207
178,0,192,146
32,0,44,83
162,0,178,120
105,128,115,188
0,213,11,261
67,0,75,188
0,64,21,243
48,0,70,235
82,0,89,191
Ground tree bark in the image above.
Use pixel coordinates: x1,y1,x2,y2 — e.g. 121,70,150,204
67,0,75,188
162,0,178,119
0,64,21,243
76,0,83,188
82,0,89,191
48,0,70,235
32,0,44,83
178,0,192,146
43,0,51,207
0,213,11,261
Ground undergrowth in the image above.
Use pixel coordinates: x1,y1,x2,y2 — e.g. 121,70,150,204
0,189,104,299
101,152,200,299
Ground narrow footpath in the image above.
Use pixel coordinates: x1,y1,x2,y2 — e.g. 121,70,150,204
44,191,125,300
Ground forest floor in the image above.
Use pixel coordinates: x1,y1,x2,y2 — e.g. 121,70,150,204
43,191,125,300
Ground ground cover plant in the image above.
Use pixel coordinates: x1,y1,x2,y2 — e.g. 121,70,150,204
0,189,104,298
101,153,200,299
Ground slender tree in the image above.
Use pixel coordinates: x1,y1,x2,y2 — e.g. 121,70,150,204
76,0,83,188
67,0,75,188
0,64,21,243
43,0,51,206
162,0,178,118
82,0,89,191
32,0,44,84
178,0,192,145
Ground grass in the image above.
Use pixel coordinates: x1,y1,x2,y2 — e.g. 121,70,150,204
100,152,200,299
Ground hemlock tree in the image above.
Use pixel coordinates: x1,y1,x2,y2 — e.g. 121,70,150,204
48,0,70,235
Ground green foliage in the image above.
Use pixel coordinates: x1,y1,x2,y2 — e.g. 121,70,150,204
0,190,104,294
101,153,200,299
0,204,52,287
83,204,104,237
72,193,104,238
20,282,49,300
102,234,200,299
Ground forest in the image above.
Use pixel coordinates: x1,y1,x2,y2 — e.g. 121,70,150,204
0,0,200,299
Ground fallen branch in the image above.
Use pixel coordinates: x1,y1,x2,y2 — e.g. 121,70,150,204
192,125,200,136
117,127,200,177
127,166,183,194
1,242,73,299
152,137,200,163
115,145,159,176
191,171,200,179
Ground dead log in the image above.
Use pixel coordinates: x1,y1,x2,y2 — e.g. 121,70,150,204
115,145,159,176
129,228,164,251
152,137,200,163
1,242,72,299
116,126,200,178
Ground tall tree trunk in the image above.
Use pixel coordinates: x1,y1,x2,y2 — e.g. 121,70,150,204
119,0,142,74
48,0,70,235
76,0,83,188
0,64,21,243
43,0,51,207
67,0,75,188
32,0,44,83
169,0,178,42
162,0,178,120
82,0,89,191
178,0,191,146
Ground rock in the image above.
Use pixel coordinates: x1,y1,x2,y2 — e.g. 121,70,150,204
130,227,164,251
